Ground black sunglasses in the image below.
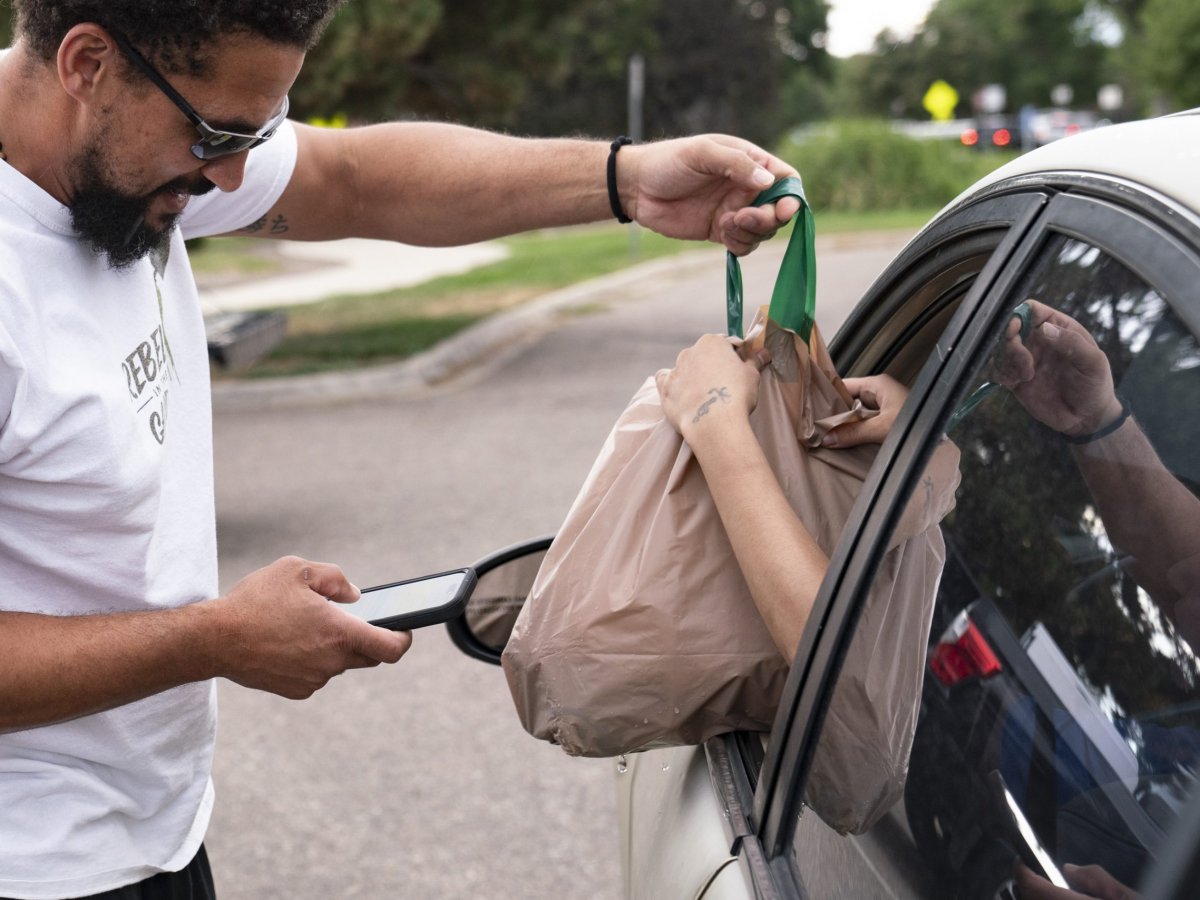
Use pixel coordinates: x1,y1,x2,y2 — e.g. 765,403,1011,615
112,32,289,160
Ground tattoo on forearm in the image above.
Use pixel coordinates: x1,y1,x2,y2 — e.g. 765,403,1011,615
238,213,290,235
693,387,731,423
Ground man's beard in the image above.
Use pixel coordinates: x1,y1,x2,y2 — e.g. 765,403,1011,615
69,144,216,270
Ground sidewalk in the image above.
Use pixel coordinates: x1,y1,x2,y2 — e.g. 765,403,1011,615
209,244,728,412
198,237,509,315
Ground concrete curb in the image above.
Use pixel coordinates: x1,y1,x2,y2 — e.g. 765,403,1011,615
209,228,917,413
210,246,726,412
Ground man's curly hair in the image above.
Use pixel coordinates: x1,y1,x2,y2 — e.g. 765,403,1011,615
14,1,346,75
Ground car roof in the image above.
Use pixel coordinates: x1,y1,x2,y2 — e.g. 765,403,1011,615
958,109,1200,214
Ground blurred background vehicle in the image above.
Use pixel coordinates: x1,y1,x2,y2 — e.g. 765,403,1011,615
961,114,1019,150
1028,107,1105,147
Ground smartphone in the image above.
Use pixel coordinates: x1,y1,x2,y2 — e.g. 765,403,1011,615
335,568,477,630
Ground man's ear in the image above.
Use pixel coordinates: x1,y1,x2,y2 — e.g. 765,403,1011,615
56,23,122,105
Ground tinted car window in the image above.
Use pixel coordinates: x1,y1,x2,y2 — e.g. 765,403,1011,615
793,230,1200,900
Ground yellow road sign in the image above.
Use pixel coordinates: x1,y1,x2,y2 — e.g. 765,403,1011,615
923,80,959,122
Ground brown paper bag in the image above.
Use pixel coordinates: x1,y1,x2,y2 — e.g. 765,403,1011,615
501,306,960,834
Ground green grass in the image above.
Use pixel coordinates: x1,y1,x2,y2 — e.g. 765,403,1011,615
188,237,283,279
204,210,930,379
812,207,936,234
775,120,1018,213
244,315,483,377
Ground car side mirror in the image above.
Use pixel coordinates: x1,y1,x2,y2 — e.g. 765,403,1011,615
445,535,552,665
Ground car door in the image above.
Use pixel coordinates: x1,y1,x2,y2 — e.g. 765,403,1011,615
749,178,1200,900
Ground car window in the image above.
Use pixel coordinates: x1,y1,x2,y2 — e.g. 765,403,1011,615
792,228,1200,900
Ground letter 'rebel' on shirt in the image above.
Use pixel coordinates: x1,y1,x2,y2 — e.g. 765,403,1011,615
0,79,300,898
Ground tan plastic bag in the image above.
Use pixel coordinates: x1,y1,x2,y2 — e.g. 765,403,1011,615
501,305,959,832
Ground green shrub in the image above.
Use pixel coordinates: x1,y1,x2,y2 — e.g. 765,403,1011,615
775,119,1017,213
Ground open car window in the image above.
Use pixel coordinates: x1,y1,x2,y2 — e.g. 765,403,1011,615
789,198,1200,900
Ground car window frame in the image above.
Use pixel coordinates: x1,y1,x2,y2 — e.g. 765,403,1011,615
747,180,1200,896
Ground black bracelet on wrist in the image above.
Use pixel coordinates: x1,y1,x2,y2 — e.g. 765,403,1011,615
1061,395,1132,444
607,136,633,224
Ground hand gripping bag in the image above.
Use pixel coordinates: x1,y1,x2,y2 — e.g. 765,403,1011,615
501,179,960,833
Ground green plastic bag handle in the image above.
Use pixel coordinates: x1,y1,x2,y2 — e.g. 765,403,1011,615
726,175,816,340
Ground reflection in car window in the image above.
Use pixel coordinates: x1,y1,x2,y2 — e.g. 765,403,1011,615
793,233,1200,900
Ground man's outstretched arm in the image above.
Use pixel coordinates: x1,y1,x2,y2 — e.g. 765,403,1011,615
241,122,800,255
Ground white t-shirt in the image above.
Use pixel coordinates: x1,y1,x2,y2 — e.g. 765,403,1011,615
0,122,299,899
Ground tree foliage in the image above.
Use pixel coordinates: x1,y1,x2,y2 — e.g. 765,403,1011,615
1134,0,1200,109
0,0,831,144
491,0,659,137
628,0,832,143
841,0,1111,119
3,0,1196,127
290,0,832,146
775,120,1011,212
289,0,442,121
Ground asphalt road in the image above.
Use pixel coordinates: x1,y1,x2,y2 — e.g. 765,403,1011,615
205,232,910,900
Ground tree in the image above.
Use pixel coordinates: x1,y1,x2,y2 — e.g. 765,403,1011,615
776,0,835,125
1134,0,1200,110
289,0,443,122
294,0,620,130
397,0,579,129
841,0,1112,119
648,0,831,143
1,0,833,146
837,29,932,119
293,0,831,146
516,0,832,146
1096,0,1149,36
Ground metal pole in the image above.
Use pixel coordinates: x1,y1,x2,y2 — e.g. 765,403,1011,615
628,54,644,143
628,54,645,259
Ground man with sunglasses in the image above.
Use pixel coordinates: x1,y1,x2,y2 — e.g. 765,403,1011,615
0,2,800,898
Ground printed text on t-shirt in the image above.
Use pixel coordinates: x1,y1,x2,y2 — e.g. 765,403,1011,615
122,325,177,444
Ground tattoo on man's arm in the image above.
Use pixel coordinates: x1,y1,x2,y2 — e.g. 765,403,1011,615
693,387,731,423
239,215,267,234
236,213,290,235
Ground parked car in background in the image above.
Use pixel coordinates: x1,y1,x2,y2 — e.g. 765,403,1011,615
1028,107,1104,147
448,109,1200,900
964,108,1105,152
961,113,1018,151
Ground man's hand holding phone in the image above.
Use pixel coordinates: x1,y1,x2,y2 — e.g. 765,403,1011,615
334,569,476,631
206,556,412,700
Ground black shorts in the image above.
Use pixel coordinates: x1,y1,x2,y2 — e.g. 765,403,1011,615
1,845,216,900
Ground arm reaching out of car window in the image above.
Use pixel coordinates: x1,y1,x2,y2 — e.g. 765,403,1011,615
655,335,905,658
822,375,910,448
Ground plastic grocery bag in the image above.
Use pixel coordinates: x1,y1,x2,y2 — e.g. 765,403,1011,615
501,178,960,834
